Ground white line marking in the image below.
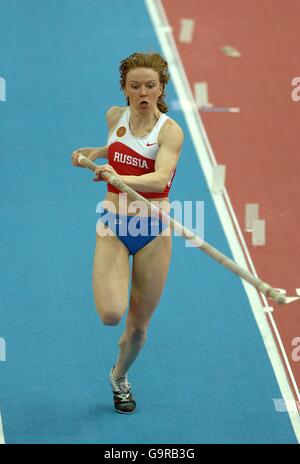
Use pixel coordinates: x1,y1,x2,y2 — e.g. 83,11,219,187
211,164,226,193
0,336,5,442
245,203,259,231
263,306,274,313
179,18,194,43
194,82,210,108
220,45,241,58
0,76,6,102
199,106,240,112
0,412,5,444
252,219,266,246
285,296,300,304
145,0,300,442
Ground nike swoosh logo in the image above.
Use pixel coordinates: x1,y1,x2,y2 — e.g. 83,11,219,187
146,142,157,146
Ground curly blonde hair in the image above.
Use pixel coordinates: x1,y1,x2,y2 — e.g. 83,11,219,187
119,52,170,113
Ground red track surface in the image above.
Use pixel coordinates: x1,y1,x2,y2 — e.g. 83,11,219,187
162,0,300,391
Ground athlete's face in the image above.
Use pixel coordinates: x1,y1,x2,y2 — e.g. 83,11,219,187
125,67,163,112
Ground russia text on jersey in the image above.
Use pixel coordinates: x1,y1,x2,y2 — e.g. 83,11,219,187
113,151,149,169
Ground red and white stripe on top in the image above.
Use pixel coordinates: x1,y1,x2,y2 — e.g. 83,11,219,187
107,107,175,199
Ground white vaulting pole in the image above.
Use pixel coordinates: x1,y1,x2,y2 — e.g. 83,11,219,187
78,154,289,305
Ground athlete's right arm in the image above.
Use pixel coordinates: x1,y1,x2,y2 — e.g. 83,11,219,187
71,146,108,167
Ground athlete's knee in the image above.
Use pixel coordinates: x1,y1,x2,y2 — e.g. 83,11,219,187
95,301,127,326
101,312,122,326
128,326,148,344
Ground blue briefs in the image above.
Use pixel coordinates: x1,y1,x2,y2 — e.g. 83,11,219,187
97,209,169,255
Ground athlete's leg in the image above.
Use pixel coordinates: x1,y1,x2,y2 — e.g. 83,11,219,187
93,221,130,325
113,228,172,378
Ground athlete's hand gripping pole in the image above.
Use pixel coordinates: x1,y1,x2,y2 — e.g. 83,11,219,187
78,154,299,305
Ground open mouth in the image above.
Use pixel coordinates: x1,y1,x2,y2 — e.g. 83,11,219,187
140,101,149,108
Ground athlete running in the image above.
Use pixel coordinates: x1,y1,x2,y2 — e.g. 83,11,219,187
72,52,184,414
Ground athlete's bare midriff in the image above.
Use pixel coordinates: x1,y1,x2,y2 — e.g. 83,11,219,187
103,191,170,217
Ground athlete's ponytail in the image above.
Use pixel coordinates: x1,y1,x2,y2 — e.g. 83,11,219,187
119,52,170,113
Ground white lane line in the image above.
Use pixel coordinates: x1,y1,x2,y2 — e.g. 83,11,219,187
145,0,300,442
0,411,5,444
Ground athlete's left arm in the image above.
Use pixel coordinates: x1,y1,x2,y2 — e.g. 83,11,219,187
120,121,184,192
